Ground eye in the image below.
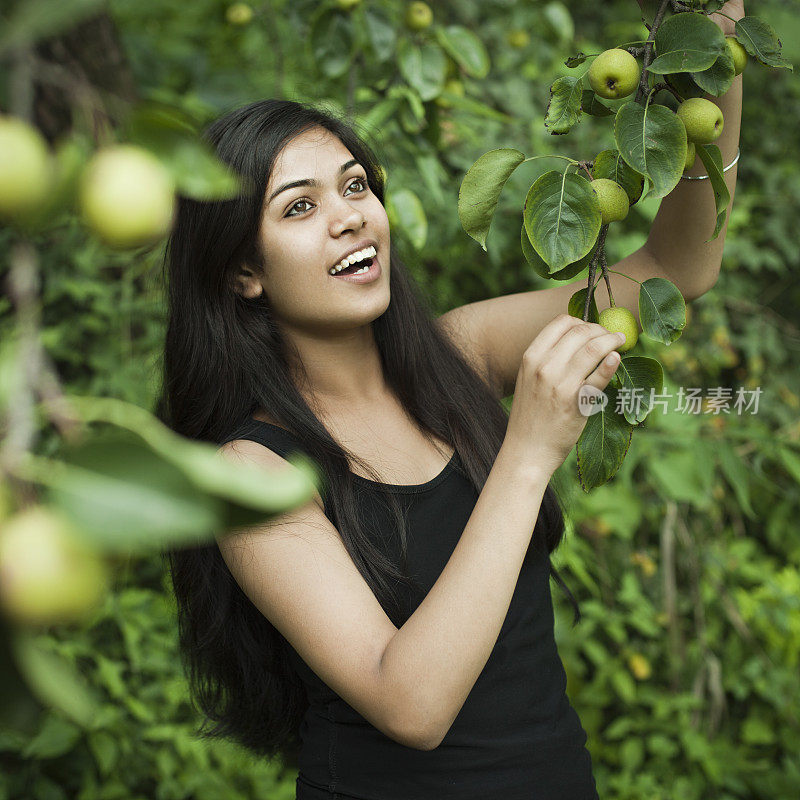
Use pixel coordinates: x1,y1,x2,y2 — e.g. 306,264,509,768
284,176,368,218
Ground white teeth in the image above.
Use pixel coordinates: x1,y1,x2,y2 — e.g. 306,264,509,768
329,245,377,275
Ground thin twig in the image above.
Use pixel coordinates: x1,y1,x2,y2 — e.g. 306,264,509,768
635,0,671,105
600,246,614,307
582,225,609,321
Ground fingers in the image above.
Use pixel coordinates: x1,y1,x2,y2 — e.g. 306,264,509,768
526,314,586,368
581,343,622,392
545,320,620,377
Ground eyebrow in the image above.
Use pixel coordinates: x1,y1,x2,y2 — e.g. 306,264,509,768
268,159,361,205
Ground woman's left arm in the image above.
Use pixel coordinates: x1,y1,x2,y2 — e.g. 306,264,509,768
642,0,744,301
438,1,745,399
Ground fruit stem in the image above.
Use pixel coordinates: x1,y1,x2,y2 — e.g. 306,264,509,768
577,161,594,181
600,247,615,307
582,224,609,322
605,268,643,286
652,81,684,103
634,0,671,105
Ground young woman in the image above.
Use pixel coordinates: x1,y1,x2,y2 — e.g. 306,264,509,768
159,74,739,796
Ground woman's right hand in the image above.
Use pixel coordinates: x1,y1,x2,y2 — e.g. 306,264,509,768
502,313,627,477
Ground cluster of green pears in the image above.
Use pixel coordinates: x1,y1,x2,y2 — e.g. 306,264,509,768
581,38,747,356
0,114,176,249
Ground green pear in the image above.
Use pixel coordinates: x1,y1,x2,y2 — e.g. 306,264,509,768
507,30,530,49
588,49,640,100
683,140,696,172
598,306,639,353
0,507,110,626
0,115,53,220
725,36,748,76
405,1,433,31
225,2,254,24
676,98,724,145
79,144,176,249
590,178,629,224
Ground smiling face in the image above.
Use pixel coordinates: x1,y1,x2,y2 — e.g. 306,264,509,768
235,126,391,336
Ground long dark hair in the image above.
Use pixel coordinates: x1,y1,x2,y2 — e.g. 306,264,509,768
155,98,580,769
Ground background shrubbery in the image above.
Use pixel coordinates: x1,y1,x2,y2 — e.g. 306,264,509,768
1,0,799,798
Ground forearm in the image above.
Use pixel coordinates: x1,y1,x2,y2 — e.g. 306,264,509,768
643,72,743,301
378,444,551,749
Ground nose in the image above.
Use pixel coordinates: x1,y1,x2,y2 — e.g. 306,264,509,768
329,194,366,237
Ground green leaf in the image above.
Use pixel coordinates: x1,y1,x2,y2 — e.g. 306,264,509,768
576,384,634,491
20,709,82,759
716,441,755,519
650,11,726,75
430,92,513,123
363,7,396,63
458,149,525,251
397,39,448,102
614,356,664,425
523,171,602,271
649,446,715,507
777,446,800,486
615,101,687,200
591,149,645,205
565,52,587,68
690,45,735,96
665,72,706,100
638,277,687,344
695,144,731,241
311,10,354,78
741,715,777,744
521,228,584,282
434,25,490,78
12,631,99,729
521,224,598,281
388,85,426,134
88,730,119,776
544,76,583,135
33,397,321,551
735,16,793,70
124,104,243,201
568,285,600,323
356,97,402,136
580,89,614,117
386,187,427,250
619,736,645,770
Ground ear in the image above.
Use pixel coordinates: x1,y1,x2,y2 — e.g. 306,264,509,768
232,265,263,299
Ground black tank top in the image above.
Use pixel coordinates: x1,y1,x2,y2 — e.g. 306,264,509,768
221,418,599,800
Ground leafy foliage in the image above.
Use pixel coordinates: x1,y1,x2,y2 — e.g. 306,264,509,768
1,0,799,798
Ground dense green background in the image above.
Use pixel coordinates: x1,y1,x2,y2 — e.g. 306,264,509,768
1,0,799,798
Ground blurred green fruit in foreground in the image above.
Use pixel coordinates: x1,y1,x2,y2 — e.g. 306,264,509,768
79,144,176,249
226,3,253,25
725,36,748,76
0,115,53,220
588,48,640,100
677,98,724,144
599,306,639,353
405,1,433,31
0,507,110,627
590,178,629,224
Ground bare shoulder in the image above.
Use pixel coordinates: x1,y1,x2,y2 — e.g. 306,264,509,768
436,305,502,398
218,437,325,512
